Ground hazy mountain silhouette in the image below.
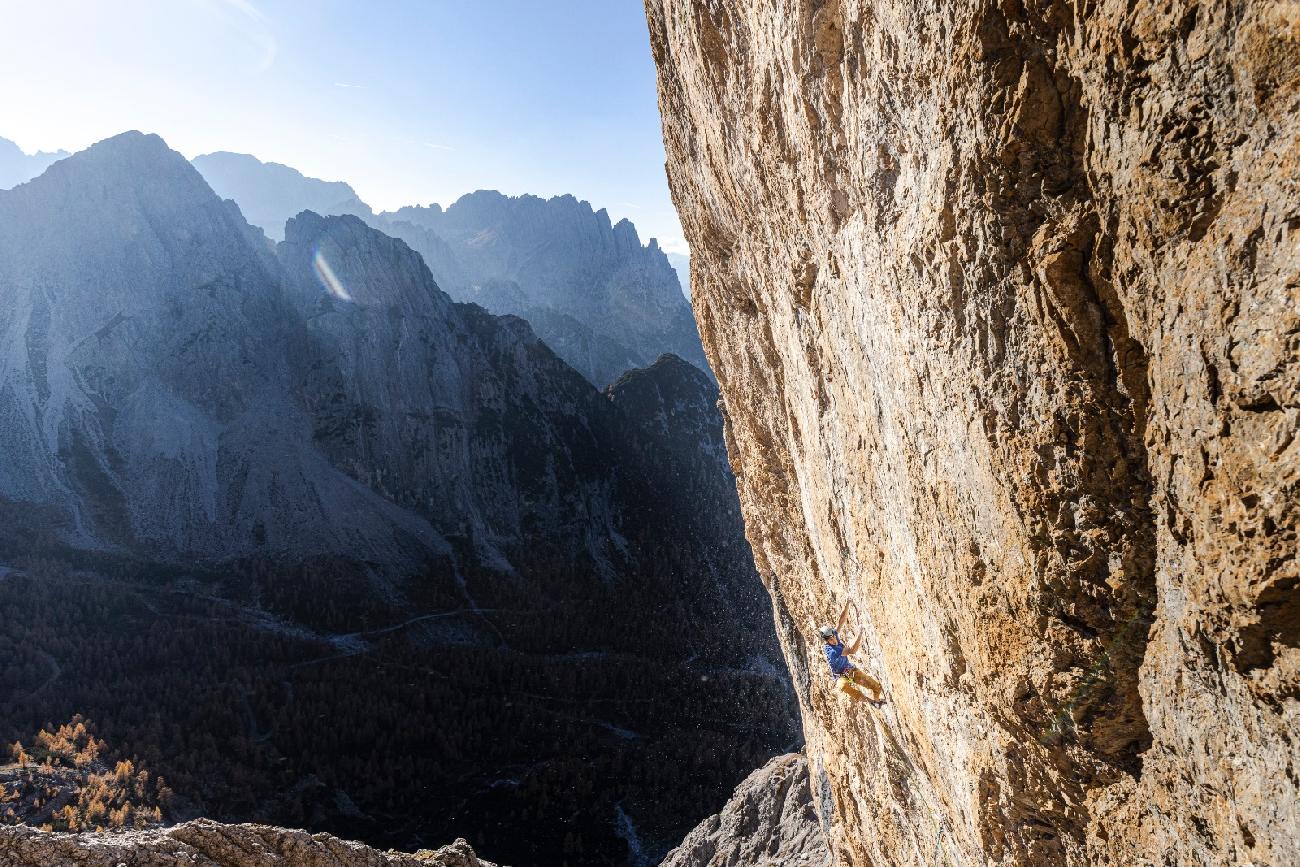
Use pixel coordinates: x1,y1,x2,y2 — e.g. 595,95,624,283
666,252,690,299
0,136,69,189
193,151,374,241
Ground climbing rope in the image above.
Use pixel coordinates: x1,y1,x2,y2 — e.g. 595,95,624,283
929,820,955,867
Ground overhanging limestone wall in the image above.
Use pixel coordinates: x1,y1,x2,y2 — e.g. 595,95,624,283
645,1,1299,864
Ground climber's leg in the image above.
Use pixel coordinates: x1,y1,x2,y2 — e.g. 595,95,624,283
835,676,869,701
847,669,884,701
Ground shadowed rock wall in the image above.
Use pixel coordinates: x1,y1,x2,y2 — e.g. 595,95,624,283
644,1,1298,864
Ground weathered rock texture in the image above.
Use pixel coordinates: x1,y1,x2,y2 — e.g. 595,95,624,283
646,1,1298,865
659,753,829,867
0,820,496,866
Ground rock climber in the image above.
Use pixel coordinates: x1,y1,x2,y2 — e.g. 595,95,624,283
819,601,886,704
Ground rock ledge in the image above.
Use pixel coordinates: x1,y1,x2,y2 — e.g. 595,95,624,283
0,819,498,867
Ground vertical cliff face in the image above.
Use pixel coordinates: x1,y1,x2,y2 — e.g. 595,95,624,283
645,2,1298,865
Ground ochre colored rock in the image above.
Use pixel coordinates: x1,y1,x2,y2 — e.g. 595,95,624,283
0,820,497,866
644,1,1298,864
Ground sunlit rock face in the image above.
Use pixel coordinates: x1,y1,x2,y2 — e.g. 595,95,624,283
645,1,1298,864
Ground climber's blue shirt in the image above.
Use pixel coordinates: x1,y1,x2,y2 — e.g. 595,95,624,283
823,634,854,677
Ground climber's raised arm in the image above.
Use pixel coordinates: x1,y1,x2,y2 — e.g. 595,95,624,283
839,601,863,654
845,632,862,654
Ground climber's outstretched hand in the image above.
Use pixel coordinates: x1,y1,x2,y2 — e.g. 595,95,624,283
837,599,864,654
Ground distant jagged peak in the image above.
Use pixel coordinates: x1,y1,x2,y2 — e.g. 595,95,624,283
192,149,374,241
391,190,651,246
13,130,210,200
0,130,270,264
280,210,452,315
393,188,681,287
390,190,615,227
612,216,642,247
608,353,722,415
0,134,71,190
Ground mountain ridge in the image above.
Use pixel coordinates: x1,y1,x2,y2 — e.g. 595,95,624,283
0,136,70,190
190,148,707,388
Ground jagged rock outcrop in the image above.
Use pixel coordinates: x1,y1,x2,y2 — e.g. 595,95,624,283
659,753,829,867
0,137,68,190
193,152,374,241
0,821,496,866
609,355,740,549
646,1,1298,865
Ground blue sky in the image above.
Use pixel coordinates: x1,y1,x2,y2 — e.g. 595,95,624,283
0,0,688,253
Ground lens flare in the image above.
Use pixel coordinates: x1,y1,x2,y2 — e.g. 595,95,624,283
313,247,352,302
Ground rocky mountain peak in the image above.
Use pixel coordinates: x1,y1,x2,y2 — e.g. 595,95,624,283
42,131,209,203
608,352,719,442
177,153,707,388
661,754,830,867
193,151,373,241
281,211,453,318
1,131,274,298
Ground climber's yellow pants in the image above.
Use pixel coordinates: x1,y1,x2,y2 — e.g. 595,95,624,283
836,669,882,701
